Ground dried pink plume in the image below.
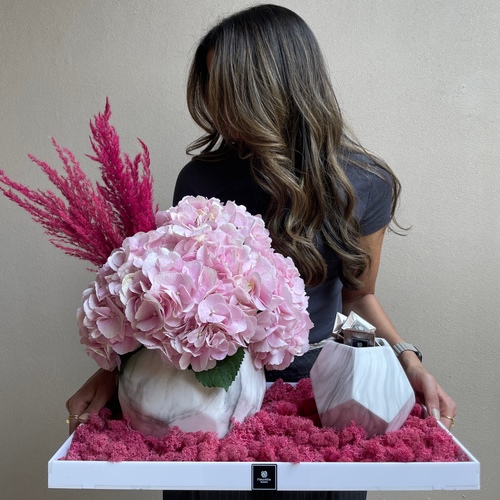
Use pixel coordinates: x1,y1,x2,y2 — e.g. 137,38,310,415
0,99,157,268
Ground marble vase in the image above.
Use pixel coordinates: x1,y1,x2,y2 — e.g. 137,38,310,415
310,338,415,437
118,348,266,438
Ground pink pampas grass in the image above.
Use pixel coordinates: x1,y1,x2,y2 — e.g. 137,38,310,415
0,100,156,268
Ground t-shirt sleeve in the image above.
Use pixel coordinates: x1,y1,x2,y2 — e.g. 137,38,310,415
345,159,393,236
359,168,393,235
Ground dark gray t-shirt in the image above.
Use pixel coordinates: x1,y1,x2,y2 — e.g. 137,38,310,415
173,148,393,378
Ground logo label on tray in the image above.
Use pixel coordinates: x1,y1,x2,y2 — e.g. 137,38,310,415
252,464,277,490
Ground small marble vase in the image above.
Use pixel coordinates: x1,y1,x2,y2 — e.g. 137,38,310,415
310,338,415,437
118,348,266,438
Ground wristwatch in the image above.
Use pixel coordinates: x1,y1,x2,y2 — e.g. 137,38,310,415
392,342,423,362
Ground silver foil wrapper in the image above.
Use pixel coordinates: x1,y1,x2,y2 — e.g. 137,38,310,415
332,311,376,347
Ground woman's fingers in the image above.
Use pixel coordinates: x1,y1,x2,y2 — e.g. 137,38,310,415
403,361,457,431
436,383,457,430
66,389,93,434
418,370,442,420
420,375,457,430
65,369,118,435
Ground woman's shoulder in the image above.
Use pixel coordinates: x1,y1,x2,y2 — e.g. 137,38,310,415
340,149,392,188
339,149,394,235
173,147,255,206
179,146,247,176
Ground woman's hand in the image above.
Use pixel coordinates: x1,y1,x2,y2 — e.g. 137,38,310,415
399,351,457,430
342,227,457,430
65,368,118,434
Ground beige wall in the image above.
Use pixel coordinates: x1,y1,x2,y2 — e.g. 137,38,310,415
0,1,498,499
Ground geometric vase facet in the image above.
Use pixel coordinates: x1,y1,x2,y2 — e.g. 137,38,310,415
118,348,266,438
310,338,415,437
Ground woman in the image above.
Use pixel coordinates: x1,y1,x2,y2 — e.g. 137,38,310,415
67,5,456,499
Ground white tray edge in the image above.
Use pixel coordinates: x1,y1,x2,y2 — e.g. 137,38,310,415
48,423,479,491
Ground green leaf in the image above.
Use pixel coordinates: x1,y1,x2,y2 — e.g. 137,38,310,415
194,348,245,391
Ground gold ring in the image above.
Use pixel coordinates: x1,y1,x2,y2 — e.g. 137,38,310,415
442,415,455,427
66,414,80,424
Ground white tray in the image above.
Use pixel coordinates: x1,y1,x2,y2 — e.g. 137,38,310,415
48,423,479,491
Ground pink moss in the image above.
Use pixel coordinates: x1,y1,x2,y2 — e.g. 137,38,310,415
63,379,467,463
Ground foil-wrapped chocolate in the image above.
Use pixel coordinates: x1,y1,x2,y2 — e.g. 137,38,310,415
332,311,376,347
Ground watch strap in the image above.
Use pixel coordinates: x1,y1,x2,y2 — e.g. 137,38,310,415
392,342,423,362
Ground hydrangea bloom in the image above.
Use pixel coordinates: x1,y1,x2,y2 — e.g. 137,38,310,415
0,101,311,381
78,196,312,373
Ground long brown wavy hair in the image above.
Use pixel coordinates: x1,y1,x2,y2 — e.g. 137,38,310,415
186,4,401,288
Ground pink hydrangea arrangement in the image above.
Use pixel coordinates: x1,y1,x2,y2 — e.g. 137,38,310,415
79,195,312,387
0,101,312,390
